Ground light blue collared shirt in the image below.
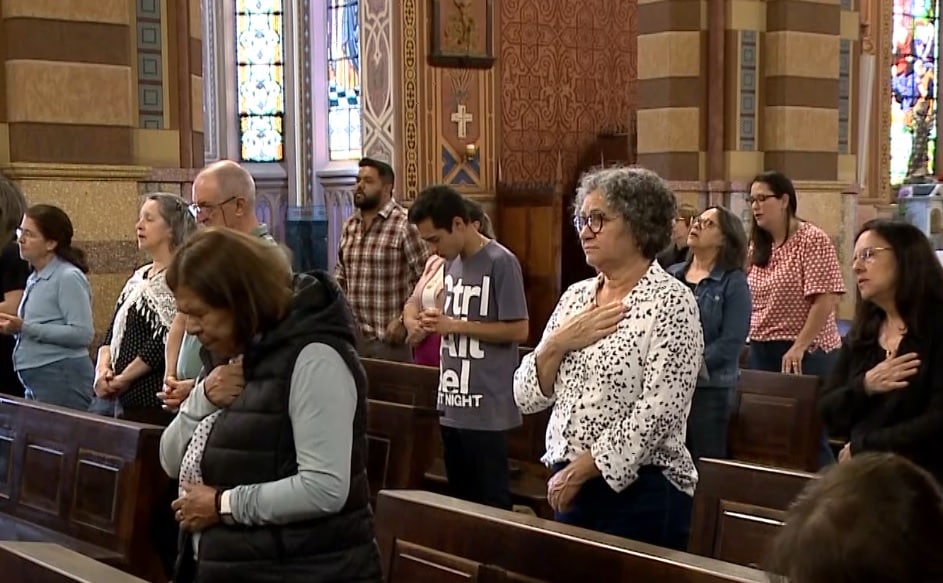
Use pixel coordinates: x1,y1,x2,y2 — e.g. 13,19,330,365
14,256,95,370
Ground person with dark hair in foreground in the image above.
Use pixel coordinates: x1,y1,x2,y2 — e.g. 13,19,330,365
408,184,529,510
819,219,943,484
335,157,428,362
0,175,30,397
767,453,943,583
160,228,381,582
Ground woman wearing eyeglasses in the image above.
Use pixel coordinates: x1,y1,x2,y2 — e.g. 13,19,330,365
513,167,703,550
667,207,751,462
818,220,943,484
745,171,845,467
93,193,196,424
0,205,94,410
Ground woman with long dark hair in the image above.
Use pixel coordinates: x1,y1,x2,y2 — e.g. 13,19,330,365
746,171,845,467
0,204,94,409
819,220,943,484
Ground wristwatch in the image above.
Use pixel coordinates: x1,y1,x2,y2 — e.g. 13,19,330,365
216,489,235,525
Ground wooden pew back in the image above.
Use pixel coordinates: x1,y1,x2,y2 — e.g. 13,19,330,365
365,400,439,504
377,489,769,582
689,458,817,568
0,397,166,581
361,358,440,408
0,542,147,583
730,370,823,471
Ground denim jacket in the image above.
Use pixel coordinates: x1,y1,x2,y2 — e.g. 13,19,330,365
667,261,751,388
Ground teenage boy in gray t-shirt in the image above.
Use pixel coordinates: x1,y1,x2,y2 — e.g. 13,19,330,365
408,185,529,510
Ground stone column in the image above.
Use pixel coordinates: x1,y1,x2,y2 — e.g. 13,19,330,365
635,0,708,207
0,0,203,340
759,0,858,318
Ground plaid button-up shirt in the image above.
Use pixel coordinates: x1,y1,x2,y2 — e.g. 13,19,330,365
335,198,429,342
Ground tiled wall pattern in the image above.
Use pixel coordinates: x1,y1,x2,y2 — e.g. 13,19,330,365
137,0,165,129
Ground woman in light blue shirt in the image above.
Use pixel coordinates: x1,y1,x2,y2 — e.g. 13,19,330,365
0,205,94,409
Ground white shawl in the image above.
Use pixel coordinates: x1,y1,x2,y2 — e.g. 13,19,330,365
109,264,177,364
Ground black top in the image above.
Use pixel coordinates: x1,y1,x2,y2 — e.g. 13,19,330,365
0,241,29,397
657,244,688,269
819,309,943,484
101,268,169,410
191,271,380,583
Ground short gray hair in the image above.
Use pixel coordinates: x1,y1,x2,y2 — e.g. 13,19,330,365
574,166,677,260
198,160,257,203
0,175,26,244
146,193,197,250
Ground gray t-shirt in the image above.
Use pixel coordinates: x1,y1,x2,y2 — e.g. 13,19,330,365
439,241,528,431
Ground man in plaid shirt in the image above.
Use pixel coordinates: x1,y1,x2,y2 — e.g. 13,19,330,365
335,158,429,362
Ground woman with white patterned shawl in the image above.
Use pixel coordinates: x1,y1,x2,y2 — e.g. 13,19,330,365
92,193,196,423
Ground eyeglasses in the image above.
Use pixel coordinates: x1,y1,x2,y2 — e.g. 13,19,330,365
692,216,716,229
572,211,614,235
189,196,236,218
745,193,781,204
852,246,892,265
15,228,38,240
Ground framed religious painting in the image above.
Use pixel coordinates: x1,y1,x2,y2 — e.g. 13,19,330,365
429,0,495,69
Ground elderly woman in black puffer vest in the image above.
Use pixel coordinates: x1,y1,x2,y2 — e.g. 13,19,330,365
158,227,382,583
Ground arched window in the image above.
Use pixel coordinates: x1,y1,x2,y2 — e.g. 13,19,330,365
235,0,286,162
890,1,939,184
327,0,361,161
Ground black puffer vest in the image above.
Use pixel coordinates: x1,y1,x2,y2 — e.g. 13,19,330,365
185,272,381,583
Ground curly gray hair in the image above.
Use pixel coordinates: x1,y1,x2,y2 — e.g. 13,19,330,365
573,166,677,260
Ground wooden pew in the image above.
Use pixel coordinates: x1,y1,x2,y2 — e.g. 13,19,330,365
361,358,440,408
0,542,147,583
0,397,166,582
362,355,554,517
376,489,768,582
730,370,823,471
365,400,439,504
688,458,817,568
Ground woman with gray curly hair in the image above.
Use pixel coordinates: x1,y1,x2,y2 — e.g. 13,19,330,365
512,166,704,550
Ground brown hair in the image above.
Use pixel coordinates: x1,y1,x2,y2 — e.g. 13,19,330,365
166,228,293,345
25,204,88,273
677,202,699,225
767,453,943,583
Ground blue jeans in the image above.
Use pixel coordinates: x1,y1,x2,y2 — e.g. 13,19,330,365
18,356,94,411
687,386,735,462
552,463,693,551
746,340,839,468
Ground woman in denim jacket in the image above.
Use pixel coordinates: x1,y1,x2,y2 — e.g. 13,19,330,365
668,206,751,461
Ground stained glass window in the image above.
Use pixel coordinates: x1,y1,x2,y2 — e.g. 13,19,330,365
236,0,285,162
328,0,361,161
891,1,939,184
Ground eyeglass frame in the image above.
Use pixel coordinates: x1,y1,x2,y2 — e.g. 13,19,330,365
852,246,892,266
572,211,616,235
745,192,783,205
691,216,717,230
189,196,237,218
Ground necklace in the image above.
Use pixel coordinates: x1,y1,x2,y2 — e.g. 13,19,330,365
880,322,907,359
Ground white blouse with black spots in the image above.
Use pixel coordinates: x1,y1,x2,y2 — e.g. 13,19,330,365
513,263,703,496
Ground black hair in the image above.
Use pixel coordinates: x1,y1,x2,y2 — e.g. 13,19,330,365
358,157,395,187
408,184,470,232
750,170,798,268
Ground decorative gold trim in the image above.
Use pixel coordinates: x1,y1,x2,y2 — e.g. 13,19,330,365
0,163,152,181
403,0,420,200
878,0,891,201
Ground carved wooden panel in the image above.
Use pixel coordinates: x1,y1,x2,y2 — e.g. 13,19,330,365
689,458,817,569
377,490,768,582
729,370,822,471
366,400,439,502
496,188,562,345
0,435,12,499
0,396,166,581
